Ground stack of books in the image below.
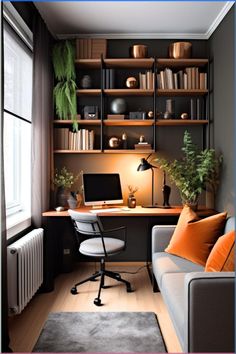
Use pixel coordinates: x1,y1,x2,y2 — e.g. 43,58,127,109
139,71,155,89
76,39,107,59
107,115,125,120
54,128,95,150
134,142,152,150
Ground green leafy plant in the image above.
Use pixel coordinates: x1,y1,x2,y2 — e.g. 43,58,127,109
153,131,222,206
52,40,78,131
53,167,81,189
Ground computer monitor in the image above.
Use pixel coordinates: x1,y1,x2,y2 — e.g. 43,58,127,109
83,173,123,207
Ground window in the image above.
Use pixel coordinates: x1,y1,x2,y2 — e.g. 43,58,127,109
3,10,33,238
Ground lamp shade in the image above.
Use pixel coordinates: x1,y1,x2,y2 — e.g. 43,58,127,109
137,158,153,172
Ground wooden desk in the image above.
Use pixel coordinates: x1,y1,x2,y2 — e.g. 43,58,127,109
43,205,214,218
42,206,215,291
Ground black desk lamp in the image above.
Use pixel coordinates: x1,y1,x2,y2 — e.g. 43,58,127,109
137,155,171,208
137,155,159,208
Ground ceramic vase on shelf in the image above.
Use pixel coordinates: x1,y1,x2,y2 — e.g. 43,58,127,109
127,194,136,208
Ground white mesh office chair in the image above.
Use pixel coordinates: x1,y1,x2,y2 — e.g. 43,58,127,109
68,210,133,306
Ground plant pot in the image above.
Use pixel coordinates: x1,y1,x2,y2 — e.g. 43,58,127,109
184,202,198,211
56,187,70,208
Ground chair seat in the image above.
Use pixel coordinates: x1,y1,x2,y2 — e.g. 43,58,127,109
79,237,125,257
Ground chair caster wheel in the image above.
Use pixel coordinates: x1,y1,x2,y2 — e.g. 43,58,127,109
71,287,78,295
127,286,133,293
94,298,102,306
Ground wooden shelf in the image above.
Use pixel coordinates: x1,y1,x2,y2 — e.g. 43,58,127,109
54,150,101,154
76,89,101,96
104,119,154,126
75,59,101,68
53,119,207,127
74,58,207,69
104,89,154,96
157,89,208,96
104,58,154,68
53,120,101,125
103,149,154,154
156,119,208,126
157,58,208,69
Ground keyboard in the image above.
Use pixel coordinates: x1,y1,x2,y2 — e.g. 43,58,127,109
90,208,122,214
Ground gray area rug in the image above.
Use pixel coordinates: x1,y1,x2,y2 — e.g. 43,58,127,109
33,312,166,352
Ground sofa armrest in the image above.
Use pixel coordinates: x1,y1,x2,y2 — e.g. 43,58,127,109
184,272,235,353
152,225,176,253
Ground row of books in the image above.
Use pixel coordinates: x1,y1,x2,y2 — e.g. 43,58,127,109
157,67,207,90
76,38,107,59
103,69,115,89
139,71,155,90
54,128,95,150
190,98,203,120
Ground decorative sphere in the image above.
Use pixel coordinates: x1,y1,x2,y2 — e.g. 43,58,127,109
147,111,154,118
126,77,138,88
108,137,121,148
181,112,189,120
110,98,127,114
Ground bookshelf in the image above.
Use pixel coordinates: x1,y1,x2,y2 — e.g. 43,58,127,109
54,56,209,154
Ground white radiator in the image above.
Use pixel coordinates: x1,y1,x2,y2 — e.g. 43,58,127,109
7,228,44,315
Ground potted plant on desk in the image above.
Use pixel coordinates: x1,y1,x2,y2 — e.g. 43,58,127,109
153,131,221,210
53,167,82,209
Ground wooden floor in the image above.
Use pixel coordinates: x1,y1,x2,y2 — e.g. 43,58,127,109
8,263,182,353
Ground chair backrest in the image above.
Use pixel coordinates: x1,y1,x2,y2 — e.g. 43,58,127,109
68,210,104,236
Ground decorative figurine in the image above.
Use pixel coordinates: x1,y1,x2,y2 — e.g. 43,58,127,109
162,171,171,208
80,75,92,89
164,99,175,119
139,135,145,143
122,132,127,149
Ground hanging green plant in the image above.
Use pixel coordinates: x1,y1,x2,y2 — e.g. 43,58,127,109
52,40,78,131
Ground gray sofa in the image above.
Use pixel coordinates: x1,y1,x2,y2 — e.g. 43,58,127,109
152,216,235,353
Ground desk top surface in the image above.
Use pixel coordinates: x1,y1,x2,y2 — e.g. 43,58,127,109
42,205,215,217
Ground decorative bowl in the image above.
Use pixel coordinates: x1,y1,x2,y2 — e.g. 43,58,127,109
130,45,148,58
169,42,192,59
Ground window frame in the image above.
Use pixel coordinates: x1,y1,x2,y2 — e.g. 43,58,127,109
3,3,33,239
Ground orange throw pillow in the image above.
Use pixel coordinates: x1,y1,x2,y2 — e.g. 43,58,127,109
205,230,235,272
165,206,227,266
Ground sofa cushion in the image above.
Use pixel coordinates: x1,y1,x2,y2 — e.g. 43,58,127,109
205,230,235,272
161,272,187,350
152,252,203,288
165,206,227,266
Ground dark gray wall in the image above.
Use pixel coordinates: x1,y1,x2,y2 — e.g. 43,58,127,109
209,6,235,215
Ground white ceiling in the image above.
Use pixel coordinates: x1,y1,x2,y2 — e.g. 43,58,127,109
34,1,234,40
